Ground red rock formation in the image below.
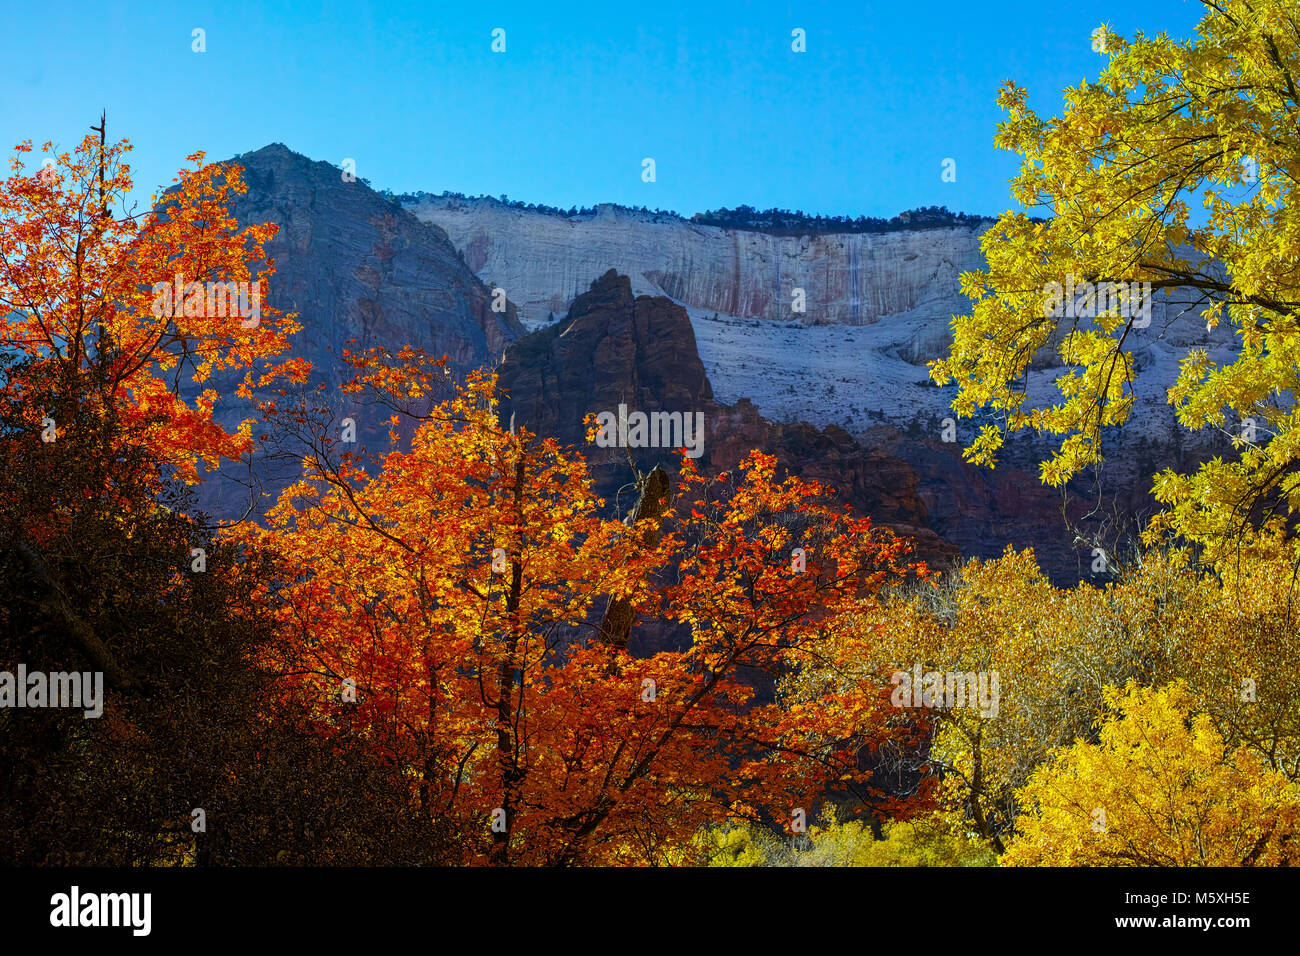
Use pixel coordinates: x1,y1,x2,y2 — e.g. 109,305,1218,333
498,270,959,571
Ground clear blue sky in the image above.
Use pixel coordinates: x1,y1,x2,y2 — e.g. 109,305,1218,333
1,0,1204,219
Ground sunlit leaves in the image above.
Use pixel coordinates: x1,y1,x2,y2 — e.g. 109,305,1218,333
237,354,926,865
933,1,1300,563
1004,682,1300,866
1,136,301,482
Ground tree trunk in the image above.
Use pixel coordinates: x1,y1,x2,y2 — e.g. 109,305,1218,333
596,467,670,651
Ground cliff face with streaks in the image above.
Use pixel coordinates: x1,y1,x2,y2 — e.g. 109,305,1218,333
408,193,1237,583
406,196,986,328
228,145,522,370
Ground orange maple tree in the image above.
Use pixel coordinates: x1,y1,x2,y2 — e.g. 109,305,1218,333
0,132,305,485
239,348,928,865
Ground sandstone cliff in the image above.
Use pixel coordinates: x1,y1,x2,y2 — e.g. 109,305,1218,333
407,196,985,328
229,145,522,371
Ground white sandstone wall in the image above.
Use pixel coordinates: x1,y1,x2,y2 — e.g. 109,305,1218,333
405,197,988,330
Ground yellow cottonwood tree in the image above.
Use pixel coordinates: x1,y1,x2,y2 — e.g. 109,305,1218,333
1003,682,1300,866
780,548,1123,851
785,540,1300,857
931,0,1300,562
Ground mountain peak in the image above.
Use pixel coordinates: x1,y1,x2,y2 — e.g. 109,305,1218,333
235,142,306,163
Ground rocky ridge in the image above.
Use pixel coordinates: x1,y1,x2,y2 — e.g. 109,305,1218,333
498,269,960,574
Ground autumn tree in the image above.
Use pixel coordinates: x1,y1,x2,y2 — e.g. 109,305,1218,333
1004,682,1300,866
0,370,450,864
1,129,297,721
242,348,924,865
783,532,1300,861
931,0,1300,563
782,547,1149,852
1,133,304,485
1114,534,1300,782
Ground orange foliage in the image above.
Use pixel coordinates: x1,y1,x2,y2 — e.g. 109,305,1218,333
0,134,305,483
237,349,928,864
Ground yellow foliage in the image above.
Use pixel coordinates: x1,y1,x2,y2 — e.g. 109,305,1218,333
931,0,1300,564
1004,682,1300,866
681,810,995,867
785,538,1300,859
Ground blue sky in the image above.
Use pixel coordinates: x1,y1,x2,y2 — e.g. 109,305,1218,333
1,0,1204,219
